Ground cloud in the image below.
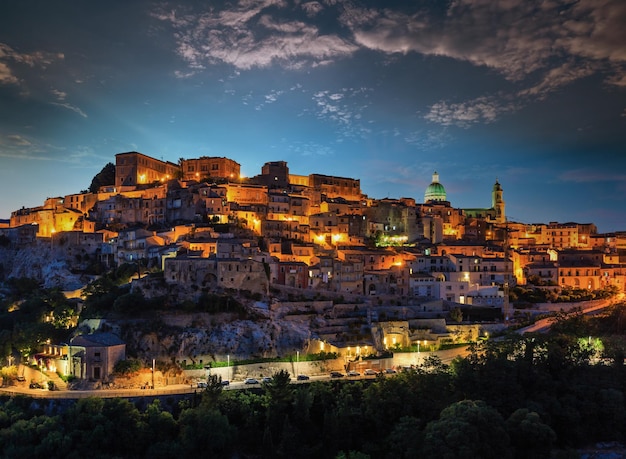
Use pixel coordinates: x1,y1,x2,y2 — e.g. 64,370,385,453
51,89,67,101
424,96,517,127
341,0,626,119
0,61,18,84
558,168,626,183
301,1,323,17
51,102,88,118
308,87,372,139
403,128,452,150
153,1,357,70
345,0,625,82
5,134,31,146
517,61,598,100
152,0,625,127
0,42,64,86
286,140,335,157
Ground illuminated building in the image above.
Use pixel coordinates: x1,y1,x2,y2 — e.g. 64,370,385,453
274,261,309,288
10,197,83,237
69,332,126,381
180,156,241,182
308,173,361,202
424,171,447,202
462,179,506,224
540,222,597,249
223,183,268,205
115,151,180,189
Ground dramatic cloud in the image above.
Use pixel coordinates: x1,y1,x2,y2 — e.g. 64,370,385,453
153,0,357,71
345,0,626,83
343,0,626,125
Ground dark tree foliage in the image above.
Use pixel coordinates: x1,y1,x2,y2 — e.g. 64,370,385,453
88,162,115,193
422,400,511,459
3,303,626,458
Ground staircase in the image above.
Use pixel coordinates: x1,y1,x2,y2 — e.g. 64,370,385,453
45,371,68,391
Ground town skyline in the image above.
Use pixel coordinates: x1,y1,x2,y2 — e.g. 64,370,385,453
1,0,625,232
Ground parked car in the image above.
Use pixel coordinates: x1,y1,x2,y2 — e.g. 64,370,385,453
196,381,207,388
262,377,273,383
29,382,43,389
385,368,397,374
220,380,230,386
347,370,360,377
297,374,310,381
330,371,344,378
364,369,377,375
244,378,259,385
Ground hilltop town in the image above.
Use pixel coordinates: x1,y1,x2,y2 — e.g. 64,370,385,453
1,152,625,384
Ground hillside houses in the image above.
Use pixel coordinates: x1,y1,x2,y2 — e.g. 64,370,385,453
5,151,626,308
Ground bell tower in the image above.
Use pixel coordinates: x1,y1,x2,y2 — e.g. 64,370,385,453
492,179,505,224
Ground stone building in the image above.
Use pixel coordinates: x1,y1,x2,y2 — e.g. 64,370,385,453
115,151,179,189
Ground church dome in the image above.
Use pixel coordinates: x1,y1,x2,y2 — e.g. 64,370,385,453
424,171,447,202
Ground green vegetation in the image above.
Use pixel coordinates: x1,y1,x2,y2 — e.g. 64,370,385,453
510,284,619,306
88,162,115,193
0,278,77,361
2,302,626,458
113,358,143,375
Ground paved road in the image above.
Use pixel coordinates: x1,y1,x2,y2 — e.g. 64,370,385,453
1,347,473,400
516,299,614,334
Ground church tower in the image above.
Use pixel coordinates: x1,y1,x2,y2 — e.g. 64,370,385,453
492,179,505,224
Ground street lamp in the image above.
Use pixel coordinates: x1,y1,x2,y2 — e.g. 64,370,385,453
416,341,420,366
296,351,299,376
227,354,230,381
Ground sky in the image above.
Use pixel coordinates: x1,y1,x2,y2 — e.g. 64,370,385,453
1,0,625,233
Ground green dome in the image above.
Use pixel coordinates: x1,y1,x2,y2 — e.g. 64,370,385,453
424,171,447,202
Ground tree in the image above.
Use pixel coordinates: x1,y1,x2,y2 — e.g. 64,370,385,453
505,409,556,459
178,406,236,456
422,400,511,459
264,369,295,447
385,416,423,459
88,162,115,193
449,307,463,323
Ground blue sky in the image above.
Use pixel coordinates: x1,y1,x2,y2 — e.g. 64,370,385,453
1,0,625,232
